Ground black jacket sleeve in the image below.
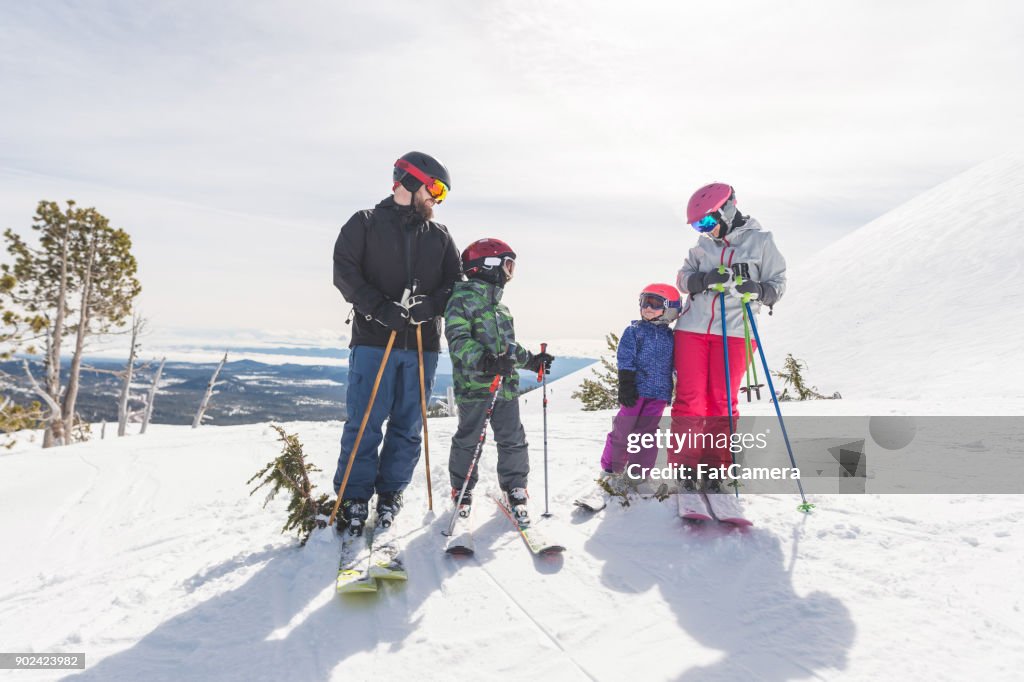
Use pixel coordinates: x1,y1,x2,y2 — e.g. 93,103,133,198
333,211,387,315
426,228,461,315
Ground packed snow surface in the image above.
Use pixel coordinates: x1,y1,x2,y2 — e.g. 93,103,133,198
1,412,1021,681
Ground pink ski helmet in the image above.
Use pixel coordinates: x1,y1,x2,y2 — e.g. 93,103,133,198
639,283,682,325
686,183,735,224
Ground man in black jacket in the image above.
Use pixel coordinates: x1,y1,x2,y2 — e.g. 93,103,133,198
331,151,461,534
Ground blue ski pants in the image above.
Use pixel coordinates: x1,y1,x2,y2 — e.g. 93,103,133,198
333,344,438,501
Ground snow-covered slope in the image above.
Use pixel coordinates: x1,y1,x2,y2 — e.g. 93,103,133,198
759,154,1024,405
1,418,1021,681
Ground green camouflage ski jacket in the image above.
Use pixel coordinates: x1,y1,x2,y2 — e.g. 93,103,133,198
445,278,531,403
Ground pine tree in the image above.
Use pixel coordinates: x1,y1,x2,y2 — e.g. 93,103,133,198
571,332,620,411
2,200,141,446
247,425,335,546
0,398,44,448
0,267,43,443
773,353,824,401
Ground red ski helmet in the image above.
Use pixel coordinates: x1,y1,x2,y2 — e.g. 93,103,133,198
462,238,516,280
686,183,735,224
639,283,682,325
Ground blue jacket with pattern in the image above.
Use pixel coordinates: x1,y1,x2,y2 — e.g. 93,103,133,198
617,320,674,402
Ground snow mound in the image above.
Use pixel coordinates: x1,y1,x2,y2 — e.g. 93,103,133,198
760,153,1024,405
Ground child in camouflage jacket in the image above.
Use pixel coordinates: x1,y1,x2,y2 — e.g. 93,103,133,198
444,238,554,525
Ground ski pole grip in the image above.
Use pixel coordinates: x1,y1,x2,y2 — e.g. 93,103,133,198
537,342,548,381
489,375,502,392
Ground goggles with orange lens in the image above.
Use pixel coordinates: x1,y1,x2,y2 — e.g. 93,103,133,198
394,159,449,203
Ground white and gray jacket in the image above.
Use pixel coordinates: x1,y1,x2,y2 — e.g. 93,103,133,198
674,217,787,338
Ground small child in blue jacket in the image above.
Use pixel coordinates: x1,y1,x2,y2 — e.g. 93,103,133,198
599,283,680,479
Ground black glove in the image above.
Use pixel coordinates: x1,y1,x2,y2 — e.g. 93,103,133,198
686,268,732,294
729,279,763,300
481,351,517,377
729,279,779,306
523,352,555,375
618,369,638,407
370,300,409,331
406,295,436,325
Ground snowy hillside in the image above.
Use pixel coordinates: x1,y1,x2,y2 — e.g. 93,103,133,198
1,416,1022,681
758,154,1024,405
4,158,1024,680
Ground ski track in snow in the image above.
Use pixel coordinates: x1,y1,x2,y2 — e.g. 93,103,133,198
1,413,1021,681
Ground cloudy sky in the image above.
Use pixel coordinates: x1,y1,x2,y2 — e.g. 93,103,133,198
1,0,1021,354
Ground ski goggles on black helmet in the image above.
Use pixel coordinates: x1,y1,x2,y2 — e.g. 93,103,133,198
394,158,449,203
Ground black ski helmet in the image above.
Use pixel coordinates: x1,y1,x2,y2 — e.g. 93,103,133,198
393,151,451,194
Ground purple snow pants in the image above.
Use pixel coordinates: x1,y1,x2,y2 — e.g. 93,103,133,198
600,397,669,473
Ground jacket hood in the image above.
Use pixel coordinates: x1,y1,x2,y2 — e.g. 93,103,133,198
703,215,763,245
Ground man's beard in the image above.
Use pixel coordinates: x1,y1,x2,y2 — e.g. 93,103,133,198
412,192,434,221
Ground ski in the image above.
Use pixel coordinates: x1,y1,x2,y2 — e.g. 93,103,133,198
573,485,608,513
676,487,713,522
368,516,407,580
490,490,565,556
444,498,475,556
336,528,376,594
703,491,753,527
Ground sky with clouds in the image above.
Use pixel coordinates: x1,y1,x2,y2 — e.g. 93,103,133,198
1,0,1022,354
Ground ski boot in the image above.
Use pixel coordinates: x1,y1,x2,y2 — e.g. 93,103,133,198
337,498,370,536
505,487,531,528
451,487,473,519
375,491,403,529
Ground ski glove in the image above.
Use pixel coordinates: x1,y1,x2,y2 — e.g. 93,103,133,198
524,351,555,375
729,279,762,300
406,295,435,325
729,279,779,306
618,369,639,407
370,300,409,331
686,268,732,294
481,351,517,377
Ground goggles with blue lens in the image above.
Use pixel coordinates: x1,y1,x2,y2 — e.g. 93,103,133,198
690,214,720,233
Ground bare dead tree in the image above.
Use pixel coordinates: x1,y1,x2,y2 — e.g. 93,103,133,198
140,357,165,435
116,315,146,436
193,352,227,428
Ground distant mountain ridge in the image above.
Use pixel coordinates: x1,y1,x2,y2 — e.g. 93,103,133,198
1,355,596,426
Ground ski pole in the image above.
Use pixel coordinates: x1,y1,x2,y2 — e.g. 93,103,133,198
328,330,397,528
747,311,762,399
416,324,434,512
741,303,762,400
538,342,551,518
743,301,814,513
443,374,504,536
714,267,735,457
741,305,754,402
